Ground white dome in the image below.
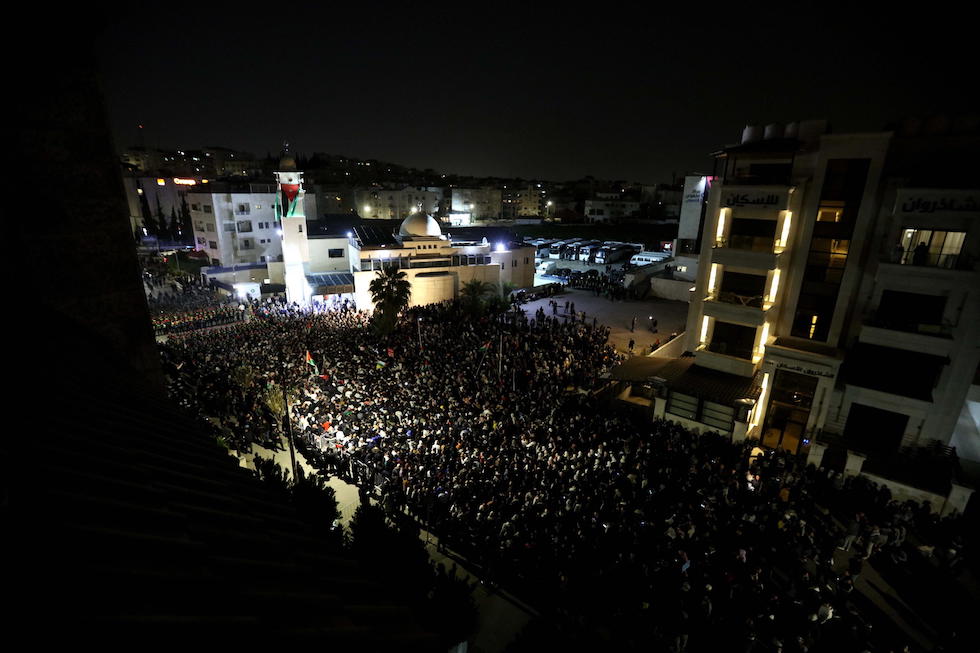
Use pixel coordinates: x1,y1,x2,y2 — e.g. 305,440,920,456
398,212,442,238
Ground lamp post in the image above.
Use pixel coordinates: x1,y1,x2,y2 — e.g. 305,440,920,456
279,353,298,480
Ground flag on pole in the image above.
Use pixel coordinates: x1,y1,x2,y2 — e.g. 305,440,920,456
478,340,491,352
305,351,319,375
376,360,387,370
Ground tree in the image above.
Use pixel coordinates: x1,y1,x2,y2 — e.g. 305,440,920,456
179,193,193,245
368,264,411,336
155,195,167,241
138,182,156,237
169,205,181,242
459,279,496,317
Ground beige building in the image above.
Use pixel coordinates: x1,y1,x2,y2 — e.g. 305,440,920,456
352,212,534,309
650,120,980,471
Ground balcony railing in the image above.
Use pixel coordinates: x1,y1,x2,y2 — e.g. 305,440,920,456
715,235,777,253
864,311,954,338
707,290,767,309
700,341,755,361
884,250,969,270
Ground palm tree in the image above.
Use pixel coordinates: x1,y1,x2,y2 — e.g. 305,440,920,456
460,279,497,317
369,264,411,336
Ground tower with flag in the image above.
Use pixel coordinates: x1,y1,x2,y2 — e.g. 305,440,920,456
275,146,311,306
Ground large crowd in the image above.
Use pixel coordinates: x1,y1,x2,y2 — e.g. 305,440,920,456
158,297,973,652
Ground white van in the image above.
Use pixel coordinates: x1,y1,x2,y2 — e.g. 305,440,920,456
629,251,669,266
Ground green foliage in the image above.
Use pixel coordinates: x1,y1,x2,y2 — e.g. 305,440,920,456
231,364,256,392
460,279,497,317
368,264,411,336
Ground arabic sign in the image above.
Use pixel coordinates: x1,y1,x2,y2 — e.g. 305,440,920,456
773,361,836,379
723,190,788,208
895,190,978,216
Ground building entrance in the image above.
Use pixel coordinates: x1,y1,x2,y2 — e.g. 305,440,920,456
762,370,818,453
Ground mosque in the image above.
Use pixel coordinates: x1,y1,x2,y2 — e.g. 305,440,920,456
268,155,535,309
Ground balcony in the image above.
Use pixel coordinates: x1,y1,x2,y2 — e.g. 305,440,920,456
695,343,757,377
703,291,770,327
859,312,955,358
711,240,780,270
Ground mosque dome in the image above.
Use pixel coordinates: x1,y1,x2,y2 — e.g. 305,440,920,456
398,211,442,238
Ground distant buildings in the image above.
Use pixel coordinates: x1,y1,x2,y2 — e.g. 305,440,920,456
450,187,503,220
355,186,443,220
584,192,641,223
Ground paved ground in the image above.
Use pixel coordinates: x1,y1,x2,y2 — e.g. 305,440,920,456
522,282,689,356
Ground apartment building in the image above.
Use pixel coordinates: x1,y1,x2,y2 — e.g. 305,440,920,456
660,120,979,467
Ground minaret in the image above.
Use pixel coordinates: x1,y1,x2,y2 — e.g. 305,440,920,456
274,147,310,305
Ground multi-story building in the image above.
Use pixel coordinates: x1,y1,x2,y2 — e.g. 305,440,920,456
584,193,640,222
451,187,502,220
187,180,316,267
502,184,547,218
656,120,979,477
356,186,444,220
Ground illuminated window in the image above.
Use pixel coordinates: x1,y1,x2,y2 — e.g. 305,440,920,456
808,315,818,339
817,201,843,222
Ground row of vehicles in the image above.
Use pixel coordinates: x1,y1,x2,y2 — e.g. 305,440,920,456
525,238,645,265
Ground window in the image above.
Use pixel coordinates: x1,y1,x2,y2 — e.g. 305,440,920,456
203,205,212,214
701,401,735,431
667,391,698,420
897,229,965,268
328,248,345,258
224,223,236,232
298,224,303,232
241,239,252,249
196,236,206,245
191,203,201,211
237,220,253,233
208,240,217,249
236,203,250,215
206,223,215,232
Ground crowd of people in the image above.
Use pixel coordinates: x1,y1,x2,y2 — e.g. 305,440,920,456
157,297,972,652
145,274,245,335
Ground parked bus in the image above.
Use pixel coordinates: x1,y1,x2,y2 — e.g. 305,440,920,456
577,240,605,262
595,244,632,265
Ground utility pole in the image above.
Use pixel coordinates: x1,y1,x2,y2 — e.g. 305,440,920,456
280,354,297,480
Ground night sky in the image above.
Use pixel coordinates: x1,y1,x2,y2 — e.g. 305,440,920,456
95,4,971,183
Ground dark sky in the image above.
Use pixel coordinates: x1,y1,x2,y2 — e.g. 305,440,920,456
95,4,971,183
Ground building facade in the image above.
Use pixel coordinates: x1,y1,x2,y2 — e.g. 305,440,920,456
669,121,979,465
187,180,316,267
451,187,503,220
356,186,444,220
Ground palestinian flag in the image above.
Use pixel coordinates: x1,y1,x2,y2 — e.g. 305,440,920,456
376,360,387,370
305,351,319,375
478,341,491,352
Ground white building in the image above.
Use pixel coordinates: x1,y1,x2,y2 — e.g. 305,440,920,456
351,213,535,309
584,194,640,222
187,179,316,267
268,158,535,309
